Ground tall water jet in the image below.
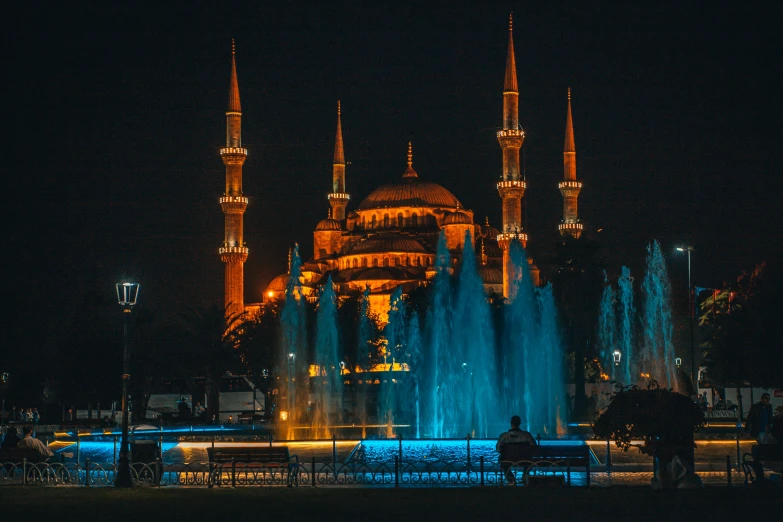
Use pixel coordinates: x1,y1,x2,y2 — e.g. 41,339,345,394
381,287,406,436
504,240,536,427
597,273,617,380
617,266,635,385
406,310,423,438
537,283,566,435
641,240,677,389
355,287,372,433
453,231,498,438
278,246,308,438
312,276,342,437
424,232,453,438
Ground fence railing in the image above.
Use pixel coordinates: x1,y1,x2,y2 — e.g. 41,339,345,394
1,457,586,488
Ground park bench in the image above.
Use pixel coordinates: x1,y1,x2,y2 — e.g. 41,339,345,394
207,446,300,487
743,444,783,486
499,443,591,486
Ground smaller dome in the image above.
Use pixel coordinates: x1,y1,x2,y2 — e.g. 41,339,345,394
478,265,503,285
349,235,428,255
316,218,341,231
444,211,472,225
266,274,288,293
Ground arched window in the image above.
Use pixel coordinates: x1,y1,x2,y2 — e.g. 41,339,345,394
416,256,421,267
383,257,390,267
362,258,368,268
397,213,403,227
393,256,399,266
403,256,408,266
371,215,377,228
425,257,431,267
383,214,389,228
372,258,379,267
411,213,418,226
353,259,358,268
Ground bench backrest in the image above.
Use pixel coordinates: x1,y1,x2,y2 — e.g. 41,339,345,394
0,447,49,463
207,446,291,463
500,443,589,464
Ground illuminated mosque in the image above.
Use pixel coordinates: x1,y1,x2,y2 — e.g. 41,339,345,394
218,17,584,319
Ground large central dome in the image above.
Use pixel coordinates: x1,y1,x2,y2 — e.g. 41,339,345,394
357,177,462,210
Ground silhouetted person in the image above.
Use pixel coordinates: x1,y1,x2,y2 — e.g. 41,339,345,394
17,426,53,459
496,415,536,484
746,393,773,443
178,398,190,419
1,426,20,449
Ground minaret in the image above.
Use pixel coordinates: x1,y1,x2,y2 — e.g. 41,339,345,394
496,14,528,298
328,101,349,221
559,87,583,238
219,39,249,318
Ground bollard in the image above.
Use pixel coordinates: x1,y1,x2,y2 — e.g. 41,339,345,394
211,435,215,449
726,455,732,487
606,438,612,474
312,457,316,487
269,433,273,448
394,456,399,488
480,456,484,487
85,458,90,487
466,434,471,468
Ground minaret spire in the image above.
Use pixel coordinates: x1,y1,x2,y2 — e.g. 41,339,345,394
328,100,349,221
559,87,583,238
219,39,249,318
403,141,418,178
496,16,536,296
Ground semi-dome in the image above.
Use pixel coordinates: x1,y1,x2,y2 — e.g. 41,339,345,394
357,178,462,210
349,235,428,255
265,273,288,293
315,217,341,231
478,265,503,285
443,211,472,225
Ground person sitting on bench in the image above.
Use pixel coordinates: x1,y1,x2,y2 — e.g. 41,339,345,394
17,426,53,459
497,415,536,484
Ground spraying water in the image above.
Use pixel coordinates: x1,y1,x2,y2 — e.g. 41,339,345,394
617,266,635,385
597,273,617,380
641,240,677,389
312,276,342,437
278,246,307,438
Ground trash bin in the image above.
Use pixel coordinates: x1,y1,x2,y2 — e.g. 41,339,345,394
130,440,161,485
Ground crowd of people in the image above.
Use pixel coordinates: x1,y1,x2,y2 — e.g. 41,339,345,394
7,407,41,424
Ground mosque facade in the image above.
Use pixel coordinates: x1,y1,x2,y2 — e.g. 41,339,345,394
219,18,584,319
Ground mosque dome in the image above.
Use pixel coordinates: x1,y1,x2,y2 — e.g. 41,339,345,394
315,217,341,231
349,235,428,255
266,273,288,293
357,178,462,210
443,211,472,225
478,265,503,285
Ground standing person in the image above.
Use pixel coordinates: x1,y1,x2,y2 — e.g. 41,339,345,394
32,408,40,424
18,408,25,422
589,389,600,416
745,393,774,443
17,426,54,459
193,402,205,419
496,415,536,485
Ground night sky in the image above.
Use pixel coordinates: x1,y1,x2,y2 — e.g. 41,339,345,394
6,2,779,346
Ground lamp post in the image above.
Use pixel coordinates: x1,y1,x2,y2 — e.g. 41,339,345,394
1,372,9,425
676,246,696,389
115,282,139,488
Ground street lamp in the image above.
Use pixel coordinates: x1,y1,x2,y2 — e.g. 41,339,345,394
613,350,621,367
675,357,682,369
1,372,9,426
675,246,697,389
115,282,139,488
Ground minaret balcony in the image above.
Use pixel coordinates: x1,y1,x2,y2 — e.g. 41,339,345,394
559,222,584,236
219,245,249,255
558,181,583,198
496,129,525,139
327,192,350,201
220,147,248,156
220,196,248,214
496,232,528,249
497,180,526,198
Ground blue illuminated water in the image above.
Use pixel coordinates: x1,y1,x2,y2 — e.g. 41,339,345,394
279,246,308,436
54,441,178,464
312,276,343,437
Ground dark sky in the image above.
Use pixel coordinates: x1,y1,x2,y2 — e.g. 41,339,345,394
5,1,780,338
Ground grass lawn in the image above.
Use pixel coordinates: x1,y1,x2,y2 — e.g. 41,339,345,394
1,486,780,521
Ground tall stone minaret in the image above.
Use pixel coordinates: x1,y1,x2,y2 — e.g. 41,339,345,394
328,101,349,221
496,14,528,298
219,39,248,318
559,87,583,238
